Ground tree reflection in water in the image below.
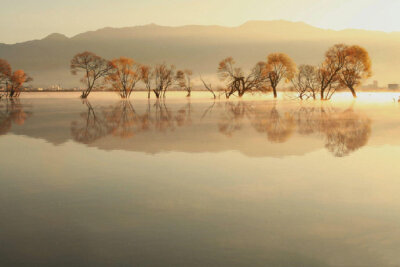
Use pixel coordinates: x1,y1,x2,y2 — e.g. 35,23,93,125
250,102,296,143
218,101,253,137
320,108,371,157
291,104,371,157
71,99,193,144
103,100,142,138
70,99,371,157
217,101,371,156
0,99,32,135
70,101,109,144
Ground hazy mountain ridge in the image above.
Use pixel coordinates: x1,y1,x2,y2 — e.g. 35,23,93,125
1,20,400,88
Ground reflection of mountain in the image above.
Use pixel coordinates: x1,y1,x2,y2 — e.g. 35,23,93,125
0,99,32,135
2,20,400,87
67,100,371,157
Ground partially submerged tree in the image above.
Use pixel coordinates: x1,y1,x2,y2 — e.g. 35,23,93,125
106,57,141,99
70,51,113,99
217,57,268,98
339,45,372,98
154,63,175,98
265,53,296,98
176,69,193,97
7,70,33,97
0,59,12,91
291,65,319,100
200,76,217,99
139,65,153,99
317,44,349,100
0,59,32,98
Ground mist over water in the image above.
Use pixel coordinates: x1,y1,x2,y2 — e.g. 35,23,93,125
1,92,400,266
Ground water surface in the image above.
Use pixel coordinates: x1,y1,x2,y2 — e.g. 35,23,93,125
1,92,400,266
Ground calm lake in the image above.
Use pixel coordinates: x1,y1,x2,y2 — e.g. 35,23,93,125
1,92,400,266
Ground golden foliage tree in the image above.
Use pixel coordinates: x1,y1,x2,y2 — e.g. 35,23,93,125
317,44,372,100
265,53,296,98
106,57,141,99
70,51,113,99
339,45,372,98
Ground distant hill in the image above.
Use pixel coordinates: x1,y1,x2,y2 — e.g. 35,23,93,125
1,20,400,88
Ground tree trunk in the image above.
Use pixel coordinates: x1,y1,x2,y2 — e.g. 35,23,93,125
349,86,357,98
272,86,277,98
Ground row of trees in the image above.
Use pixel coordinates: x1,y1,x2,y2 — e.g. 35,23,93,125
71,52,192,99
0,59,32,98
218,44,371,100
72,43,371,100
2,43,371,100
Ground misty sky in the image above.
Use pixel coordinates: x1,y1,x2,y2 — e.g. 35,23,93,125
1,0,400,44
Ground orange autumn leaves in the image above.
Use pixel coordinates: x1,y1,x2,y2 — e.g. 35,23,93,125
106,57,141,99
0,59,32,98
71,52,181,99
70,43,372,100
218,44,372,99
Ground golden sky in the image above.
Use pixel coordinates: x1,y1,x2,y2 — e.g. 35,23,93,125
1,0,399,43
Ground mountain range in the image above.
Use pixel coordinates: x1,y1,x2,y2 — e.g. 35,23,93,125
1,20,399,88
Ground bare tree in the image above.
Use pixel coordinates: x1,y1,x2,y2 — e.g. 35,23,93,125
154,63,175,98
140,65,154,99
176,69,193,97
200,76,217,99
218,57,269,98
291,65,319,100
70,51,114,99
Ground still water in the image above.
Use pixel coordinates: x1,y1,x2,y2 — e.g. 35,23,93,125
1,92,400,266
